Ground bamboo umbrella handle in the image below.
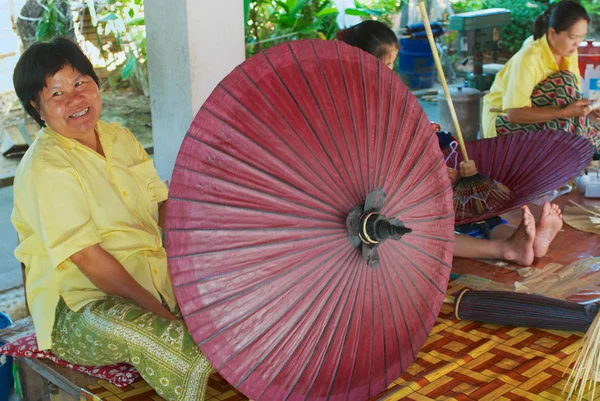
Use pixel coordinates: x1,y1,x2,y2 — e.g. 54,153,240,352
417,2,469,161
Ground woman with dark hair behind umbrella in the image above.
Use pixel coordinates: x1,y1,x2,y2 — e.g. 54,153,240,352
11,37,212,400
336,20,400,69
338,20,564,266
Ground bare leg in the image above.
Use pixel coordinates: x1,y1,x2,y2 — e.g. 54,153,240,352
454,206,536,266
489,223,517,240
533,202,563,258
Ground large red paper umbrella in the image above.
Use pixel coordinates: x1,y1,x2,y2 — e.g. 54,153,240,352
449,130,594,224
166,39,454,401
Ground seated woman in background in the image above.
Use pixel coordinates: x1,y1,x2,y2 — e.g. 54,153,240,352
482,0,600,150
11,38,212,401
338,20,564,266
336,19,400,69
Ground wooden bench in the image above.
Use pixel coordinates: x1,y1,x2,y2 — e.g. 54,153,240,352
0,262,164,401
0,316,98,401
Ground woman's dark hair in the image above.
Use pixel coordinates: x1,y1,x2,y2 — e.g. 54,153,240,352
533,0,589,40
336,20,399,60
13,37,99,127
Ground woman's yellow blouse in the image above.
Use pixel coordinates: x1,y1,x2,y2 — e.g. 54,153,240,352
11,121,174,350
482,35,580,139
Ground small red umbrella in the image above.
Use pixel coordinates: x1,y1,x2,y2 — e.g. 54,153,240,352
166,39,454,401
447,131,594,224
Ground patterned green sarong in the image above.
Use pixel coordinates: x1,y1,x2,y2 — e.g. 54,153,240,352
51,297,212,401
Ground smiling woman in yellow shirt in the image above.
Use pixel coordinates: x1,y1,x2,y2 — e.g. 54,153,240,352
482,0,600,149
11,38,211,401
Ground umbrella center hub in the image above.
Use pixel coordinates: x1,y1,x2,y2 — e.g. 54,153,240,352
346,188,413,268
359,212,412,245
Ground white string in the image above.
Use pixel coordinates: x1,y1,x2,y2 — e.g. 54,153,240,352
445,140,458,170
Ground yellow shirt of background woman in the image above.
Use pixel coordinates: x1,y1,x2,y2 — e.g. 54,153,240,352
482,35,580,139
11,121,174,350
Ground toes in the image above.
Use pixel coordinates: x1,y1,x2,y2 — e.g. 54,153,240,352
542,202,551,216
524,217,534,227
523,214,535,230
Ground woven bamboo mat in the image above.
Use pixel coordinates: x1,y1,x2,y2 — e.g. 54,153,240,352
80,280,597,400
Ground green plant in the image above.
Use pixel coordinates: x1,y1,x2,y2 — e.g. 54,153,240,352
245,0,340,57
347,0,405,26
35,0,70,41
494,0,543,54
244,0,406,58
86,0,148,95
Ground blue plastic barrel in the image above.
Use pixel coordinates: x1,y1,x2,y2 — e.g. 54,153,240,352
398,38,435,90
0,312,13,401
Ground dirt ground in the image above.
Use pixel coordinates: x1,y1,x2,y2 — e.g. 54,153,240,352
98,90,153,146
0,89,153,177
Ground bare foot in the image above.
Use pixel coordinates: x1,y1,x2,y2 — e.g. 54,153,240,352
533,202,563,258
503,206,535,266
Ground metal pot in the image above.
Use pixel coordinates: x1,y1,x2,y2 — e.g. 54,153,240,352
437,86,482,142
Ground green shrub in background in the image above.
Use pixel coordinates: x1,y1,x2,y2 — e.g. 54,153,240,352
86,0,149,96
244,0,340,58
344,0,404,26
36,0,71,41
243,0,404,58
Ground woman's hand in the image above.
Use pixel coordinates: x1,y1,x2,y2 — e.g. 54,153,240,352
156,306,178,321
447,168,458,184
589,108,600,123
561,99,591,118
158,201,168,229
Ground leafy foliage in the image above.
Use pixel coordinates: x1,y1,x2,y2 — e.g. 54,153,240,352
244,0,405,57
346,0,404,26
85,0,148,95
35,0,70,41
244,0,340,57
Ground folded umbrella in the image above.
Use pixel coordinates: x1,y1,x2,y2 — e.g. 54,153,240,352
454,289,598,332
445,131,594,224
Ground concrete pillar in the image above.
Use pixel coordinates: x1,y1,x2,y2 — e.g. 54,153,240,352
145,1,245,179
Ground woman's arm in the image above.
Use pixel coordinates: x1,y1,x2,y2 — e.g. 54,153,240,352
158,200,167,229
70,244,177,320
506,100,591,124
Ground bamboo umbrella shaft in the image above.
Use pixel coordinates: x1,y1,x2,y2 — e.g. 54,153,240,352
417,2,469,161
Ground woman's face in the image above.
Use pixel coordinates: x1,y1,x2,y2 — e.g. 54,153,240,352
382,47,398,70
32,65,102,140
548,18,588,58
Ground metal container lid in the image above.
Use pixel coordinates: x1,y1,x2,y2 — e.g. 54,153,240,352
438,86,482,101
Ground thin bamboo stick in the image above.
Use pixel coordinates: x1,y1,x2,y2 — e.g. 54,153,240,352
417,2,469,162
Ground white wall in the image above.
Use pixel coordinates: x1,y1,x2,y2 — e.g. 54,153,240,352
145,0,245,179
